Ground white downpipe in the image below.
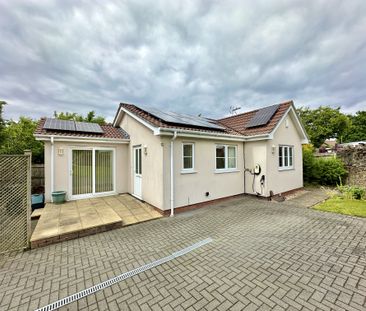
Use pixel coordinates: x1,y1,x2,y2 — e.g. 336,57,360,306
50,136,55,202
170,131,178,217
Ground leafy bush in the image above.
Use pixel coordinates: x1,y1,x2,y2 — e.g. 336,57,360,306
303,144,316,183
0,117,44,163
302,145,347,185
337,185,365,200
313,157,348,185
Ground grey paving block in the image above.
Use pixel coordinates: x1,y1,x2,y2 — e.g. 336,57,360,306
0,195,365,311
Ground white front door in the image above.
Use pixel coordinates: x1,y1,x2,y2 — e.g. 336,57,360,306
133,146,142,199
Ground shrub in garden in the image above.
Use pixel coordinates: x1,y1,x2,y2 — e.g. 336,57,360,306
302,145,348,185
302,144,316,183
337,185,365,200
313,157,348,185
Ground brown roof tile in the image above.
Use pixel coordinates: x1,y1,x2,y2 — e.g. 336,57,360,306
119,101,293,137
217,101,293,136
35,118,129,139
119,103,242,135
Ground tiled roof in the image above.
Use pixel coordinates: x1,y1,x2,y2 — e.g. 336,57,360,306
119,101,293,137
35,118,130,139
119,103,242,135
217,101,293,136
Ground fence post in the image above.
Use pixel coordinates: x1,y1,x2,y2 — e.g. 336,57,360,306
24,150,32,248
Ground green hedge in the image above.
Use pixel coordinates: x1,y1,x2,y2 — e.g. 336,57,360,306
303,145,347,185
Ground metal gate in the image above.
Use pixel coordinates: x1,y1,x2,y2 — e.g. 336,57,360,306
0,153,31,254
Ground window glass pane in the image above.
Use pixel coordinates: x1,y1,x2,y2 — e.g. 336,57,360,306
279,146,283,167
284,147,288,166
216,146,225,157
138,149,142,174
72,150,93,195
95,150,113,193
183,157,193,169
183,144,192,157
228,146,236,158
135,149,138,174
216,158,225,169
289,147,293,166
228,157,236,168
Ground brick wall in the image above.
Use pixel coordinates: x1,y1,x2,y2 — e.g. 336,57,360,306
337,146,366,188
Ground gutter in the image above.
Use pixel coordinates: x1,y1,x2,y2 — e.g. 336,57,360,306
50,136,55,202
170,131,178,217
156,128,271,141
243,141,246,194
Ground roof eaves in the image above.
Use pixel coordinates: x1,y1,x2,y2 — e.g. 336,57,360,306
34,133,130,143
112,103,123,127
157,126,272,141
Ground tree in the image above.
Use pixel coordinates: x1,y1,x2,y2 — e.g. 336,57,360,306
297,106,350,147
53,110,106,125
0,101,7,146
0,117,44,163
343,111,366,142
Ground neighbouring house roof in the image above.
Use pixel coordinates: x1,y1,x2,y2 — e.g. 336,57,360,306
322,139,337,148
35,118,130,140
338,141,366,147
115,100,294,137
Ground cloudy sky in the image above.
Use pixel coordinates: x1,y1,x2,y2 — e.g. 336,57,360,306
1,0,365,122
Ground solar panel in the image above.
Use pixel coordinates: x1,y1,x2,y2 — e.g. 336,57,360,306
44,118,76,131
143,107,225,130
43,118,104,133
75,122,104,133
246,104,279,128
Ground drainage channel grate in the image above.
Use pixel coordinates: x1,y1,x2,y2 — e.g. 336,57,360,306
35,238,213,311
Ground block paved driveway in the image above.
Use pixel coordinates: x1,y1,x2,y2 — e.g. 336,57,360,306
1,195,366,311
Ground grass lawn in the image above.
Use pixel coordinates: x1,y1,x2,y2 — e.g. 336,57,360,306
313,196,366,217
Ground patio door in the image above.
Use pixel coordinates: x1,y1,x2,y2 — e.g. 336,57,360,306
133,146,142,199
71,148,115,199
72,150,93,197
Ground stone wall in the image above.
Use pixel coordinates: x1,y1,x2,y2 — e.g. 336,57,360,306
337,146,366,188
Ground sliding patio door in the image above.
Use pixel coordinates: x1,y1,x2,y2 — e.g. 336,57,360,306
95,150,114,193
71,148,115,199
72,150,93,196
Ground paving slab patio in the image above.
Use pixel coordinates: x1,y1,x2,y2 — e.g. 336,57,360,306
30,194,162,248
282,187,330,207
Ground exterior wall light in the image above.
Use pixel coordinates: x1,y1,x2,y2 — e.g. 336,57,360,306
272,145,276,154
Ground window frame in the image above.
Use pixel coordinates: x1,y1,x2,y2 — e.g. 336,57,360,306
215,144,238,172
279,145,294,170
182,142,195,172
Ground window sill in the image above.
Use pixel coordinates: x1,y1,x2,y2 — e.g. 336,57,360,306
214,169,240,174
181,170,197,175
278,167,294,171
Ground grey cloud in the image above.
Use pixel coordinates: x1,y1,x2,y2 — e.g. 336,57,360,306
1,0,365,122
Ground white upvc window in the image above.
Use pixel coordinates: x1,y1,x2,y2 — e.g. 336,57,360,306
279,145,294,170
182,143,194,171
215,145,237,171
